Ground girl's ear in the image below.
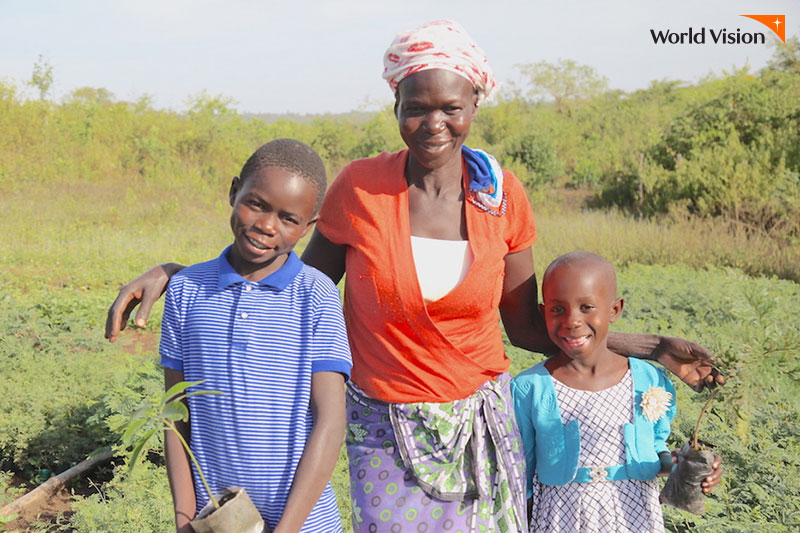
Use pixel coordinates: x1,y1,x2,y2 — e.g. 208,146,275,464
609,297,624,323
229,176,241,206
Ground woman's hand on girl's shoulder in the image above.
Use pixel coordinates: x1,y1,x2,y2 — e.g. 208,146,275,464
653,336,725,392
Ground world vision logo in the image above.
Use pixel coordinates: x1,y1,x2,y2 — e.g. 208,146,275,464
650,15,786,45
740,15,785,43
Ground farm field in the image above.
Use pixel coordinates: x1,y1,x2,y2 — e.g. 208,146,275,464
1,48,799,531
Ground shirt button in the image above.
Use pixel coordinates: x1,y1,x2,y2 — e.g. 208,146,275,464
241,312,249,319
245,285,252,291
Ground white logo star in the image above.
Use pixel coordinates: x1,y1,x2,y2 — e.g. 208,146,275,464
774,18,782,29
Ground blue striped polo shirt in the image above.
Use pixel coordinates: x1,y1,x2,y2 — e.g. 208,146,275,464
159,247,351,532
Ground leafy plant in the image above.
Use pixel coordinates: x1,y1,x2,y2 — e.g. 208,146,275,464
121,380,222,509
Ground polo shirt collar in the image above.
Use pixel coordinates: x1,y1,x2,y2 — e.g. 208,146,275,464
216,245,303,291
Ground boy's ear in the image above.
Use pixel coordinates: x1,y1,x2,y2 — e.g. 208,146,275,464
229,176,241,206
300,215,319,238
609,297,624,323
539,302,545,315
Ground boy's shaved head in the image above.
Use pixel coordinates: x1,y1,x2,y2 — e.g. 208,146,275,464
543,251,617,300
239,138,327,213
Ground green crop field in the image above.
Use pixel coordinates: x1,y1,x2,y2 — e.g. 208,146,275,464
1,43,799,531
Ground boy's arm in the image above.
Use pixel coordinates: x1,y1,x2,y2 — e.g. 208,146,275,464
164,367,196,533
274,371,346,533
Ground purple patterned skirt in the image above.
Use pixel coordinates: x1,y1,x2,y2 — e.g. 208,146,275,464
345,374,527,533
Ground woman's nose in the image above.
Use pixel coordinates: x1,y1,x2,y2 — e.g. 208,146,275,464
422,111,445,133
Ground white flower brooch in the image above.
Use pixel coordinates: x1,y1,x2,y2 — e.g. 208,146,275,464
640,386,672,422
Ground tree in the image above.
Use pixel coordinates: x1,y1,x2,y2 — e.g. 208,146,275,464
516,59,608,113
29,54,53,101
767,36,800,73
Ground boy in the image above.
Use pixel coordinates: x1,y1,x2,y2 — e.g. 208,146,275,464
512,251,675,532
159,139,352,533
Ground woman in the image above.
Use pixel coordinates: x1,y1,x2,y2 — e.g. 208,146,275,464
107,20,723,532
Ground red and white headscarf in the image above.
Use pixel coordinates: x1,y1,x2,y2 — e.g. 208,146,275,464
382,20,497,106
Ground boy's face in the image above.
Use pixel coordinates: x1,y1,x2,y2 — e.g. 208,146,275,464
227,166,318,282
540,262,623,361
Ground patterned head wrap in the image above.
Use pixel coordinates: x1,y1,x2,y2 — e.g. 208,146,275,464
382,20,497,106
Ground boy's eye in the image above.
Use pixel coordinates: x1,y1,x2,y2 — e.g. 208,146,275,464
581,304,595,312
549,306,564,314
444,106,461,114
281,214,298,224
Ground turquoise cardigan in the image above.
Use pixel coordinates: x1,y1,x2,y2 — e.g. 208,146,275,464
511,358,676,495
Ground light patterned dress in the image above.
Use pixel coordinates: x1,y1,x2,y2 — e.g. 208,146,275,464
530,370,665,533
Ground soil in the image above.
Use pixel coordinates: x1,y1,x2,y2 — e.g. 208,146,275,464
3,331,158,531
5,485,75,532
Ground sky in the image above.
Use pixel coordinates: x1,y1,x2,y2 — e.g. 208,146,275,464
1,0,796,115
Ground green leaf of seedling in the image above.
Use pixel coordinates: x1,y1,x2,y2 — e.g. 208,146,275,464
121,418,148,445
128,428,157,471
184,389,223,399
128,404,154,421
162,380,206,405
162,401,189,422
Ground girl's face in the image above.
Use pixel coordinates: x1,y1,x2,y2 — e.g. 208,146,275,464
540,264,623,362
395,69,478,171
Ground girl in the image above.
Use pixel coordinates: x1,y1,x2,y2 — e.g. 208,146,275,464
513,251,676,533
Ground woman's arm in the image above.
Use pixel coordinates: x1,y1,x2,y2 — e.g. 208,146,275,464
499,247,724,390
300,229,347,285
273,371,346,533
164,368,196,533
498,248,555,354
105,263,185,341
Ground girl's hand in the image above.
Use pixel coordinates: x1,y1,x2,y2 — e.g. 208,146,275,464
653,336,725,392
105,263,184,342
670,451,724,493
702,454,724,493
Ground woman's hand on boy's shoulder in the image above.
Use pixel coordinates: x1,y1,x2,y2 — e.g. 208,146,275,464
105,263,184,342
653,336,725,392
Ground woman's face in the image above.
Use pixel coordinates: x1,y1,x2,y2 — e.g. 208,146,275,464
395,69,478,171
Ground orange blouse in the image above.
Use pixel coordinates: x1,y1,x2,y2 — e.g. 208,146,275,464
317,150,537,403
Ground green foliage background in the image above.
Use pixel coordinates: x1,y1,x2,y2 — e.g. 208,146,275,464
0,42,798,531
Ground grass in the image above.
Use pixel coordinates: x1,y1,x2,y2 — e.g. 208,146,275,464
1,178,798,532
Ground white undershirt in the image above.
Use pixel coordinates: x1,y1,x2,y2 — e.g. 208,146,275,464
410,235,473,302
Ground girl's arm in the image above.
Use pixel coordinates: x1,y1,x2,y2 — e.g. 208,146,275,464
499,247,724,390
164,368,196,533
274,371,346,533
105,263,185,342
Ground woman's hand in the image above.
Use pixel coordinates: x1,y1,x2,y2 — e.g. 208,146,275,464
653,337,725,392
105,263,184,342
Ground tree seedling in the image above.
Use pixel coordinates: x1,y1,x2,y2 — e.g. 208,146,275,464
660,387,720,514
121,380,223,509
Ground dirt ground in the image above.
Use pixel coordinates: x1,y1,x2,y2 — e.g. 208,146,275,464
3,330,159,532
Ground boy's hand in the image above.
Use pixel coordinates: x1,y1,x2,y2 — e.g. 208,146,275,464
105,263,183,341
653,337,725,392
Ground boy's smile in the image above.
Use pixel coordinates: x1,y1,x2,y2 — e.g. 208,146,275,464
227,166,318,282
